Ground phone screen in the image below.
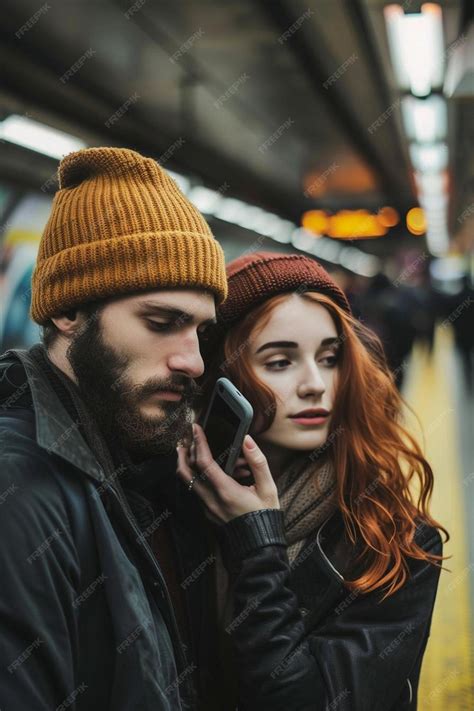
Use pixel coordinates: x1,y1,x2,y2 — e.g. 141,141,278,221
204,393,241,470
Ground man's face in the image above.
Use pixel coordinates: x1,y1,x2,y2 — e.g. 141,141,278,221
66,288,216,460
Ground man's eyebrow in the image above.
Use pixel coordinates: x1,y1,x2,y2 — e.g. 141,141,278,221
135,301,217,326
255,337,340,355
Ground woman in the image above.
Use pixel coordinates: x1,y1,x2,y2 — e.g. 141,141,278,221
176,251,448,711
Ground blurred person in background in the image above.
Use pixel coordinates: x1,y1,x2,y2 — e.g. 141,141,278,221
442,273,474,392
0,146,229,710
178,251,449,710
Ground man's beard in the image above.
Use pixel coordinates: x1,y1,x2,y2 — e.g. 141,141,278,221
66,312,199,460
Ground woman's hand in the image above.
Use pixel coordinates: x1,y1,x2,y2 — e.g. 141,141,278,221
176,423,280,525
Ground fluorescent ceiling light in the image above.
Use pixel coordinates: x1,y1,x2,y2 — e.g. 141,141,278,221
444,21,474,98
292,228,320,254
187,186,223,214
269,219,294,243
233,205,267,231
414,171,446,195
167,170,190,194
418,194,448,210
291,229,381,275
0,114,85,159
430,256,467,282
384,3,445,97
252,212,292,241
214,197,249,224
401,95,447,142
314,238,343,263
425,227,449,255
409,143,448,172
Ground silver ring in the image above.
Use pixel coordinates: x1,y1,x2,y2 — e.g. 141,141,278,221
187,474,198,492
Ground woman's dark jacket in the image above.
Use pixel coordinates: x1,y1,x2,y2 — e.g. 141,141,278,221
215,503,443,710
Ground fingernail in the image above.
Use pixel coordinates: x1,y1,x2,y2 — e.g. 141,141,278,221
244,434,256,449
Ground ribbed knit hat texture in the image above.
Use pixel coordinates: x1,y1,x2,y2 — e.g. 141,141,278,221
217,251,352,329
30,147,228,324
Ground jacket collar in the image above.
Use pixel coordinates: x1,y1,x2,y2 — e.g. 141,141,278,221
3,347,106,484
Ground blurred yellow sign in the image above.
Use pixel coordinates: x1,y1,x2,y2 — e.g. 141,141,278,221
302,209,389,239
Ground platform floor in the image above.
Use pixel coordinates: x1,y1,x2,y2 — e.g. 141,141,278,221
401,324,474,710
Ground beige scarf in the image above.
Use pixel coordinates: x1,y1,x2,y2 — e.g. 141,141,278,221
215,454,338,628
278,454,338,564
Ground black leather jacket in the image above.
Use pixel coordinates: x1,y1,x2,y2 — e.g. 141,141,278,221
215,501,443,710
0,345,214,710
0,345,443,710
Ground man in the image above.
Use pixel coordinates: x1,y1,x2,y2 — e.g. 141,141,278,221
0,146,228,710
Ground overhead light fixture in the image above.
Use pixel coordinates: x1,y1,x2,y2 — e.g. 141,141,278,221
384,3,445,97
188,186,223,214
409,143,448,172
292,228,322,254
301,209,389,239
406,207,427,235
414,171,447,196
0,114,85,159
425,227,450,255
377,206,400,227
167,170,190,194
253,214,293,242
401,95,447,143
302,210,329,234
444,20,474,98
418,194,448,210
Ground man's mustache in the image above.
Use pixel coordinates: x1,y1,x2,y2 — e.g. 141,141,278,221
132,377,201,402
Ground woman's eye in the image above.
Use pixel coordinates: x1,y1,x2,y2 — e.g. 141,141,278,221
320,355,338,367
265,358,290,370
146,320,171,332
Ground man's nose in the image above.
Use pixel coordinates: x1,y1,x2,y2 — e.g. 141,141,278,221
167,335,205,379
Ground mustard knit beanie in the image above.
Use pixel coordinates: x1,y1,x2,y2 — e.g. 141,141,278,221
30,146,228,325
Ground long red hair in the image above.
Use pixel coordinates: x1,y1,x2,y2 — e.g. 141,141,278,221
198,291,449,599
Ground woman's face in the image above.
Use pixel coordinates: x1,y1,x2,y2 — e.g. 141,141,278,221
248,294,340,458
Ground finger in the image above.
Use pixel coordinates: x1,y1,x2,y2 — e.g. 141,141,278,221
241,435,277,501
232,462,252,480
192,424,259,506
176,447,214,501
176,446,194,483
188,441,196,468
192,423,234,488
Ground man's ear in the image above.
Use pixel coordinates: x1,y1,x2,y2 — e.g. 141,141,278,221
50,308,86,338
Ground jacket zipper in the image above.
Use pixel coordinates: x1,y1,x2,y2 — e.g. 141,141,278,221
315,512,345,582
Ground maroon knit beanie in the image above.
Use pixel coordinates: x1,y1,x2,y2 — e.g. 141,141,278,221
217,251,352,330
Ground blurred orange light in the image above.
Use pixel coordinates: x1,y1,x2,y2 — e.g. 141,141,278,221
327,210,387,238
422,3,442,19
378,206,400,227
301,209,394,239
406,207,426,235
302,210,329,235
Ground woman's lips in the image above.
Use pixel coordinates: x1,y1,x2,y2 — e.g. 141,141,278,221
289,415,329,426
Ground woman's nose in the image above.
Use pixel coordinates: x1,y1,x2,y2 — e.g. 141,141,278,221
297,363,326,397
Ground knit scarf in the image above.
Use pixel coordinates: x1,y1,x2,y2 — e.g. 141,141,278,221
277,454,338,564
215,453,338,629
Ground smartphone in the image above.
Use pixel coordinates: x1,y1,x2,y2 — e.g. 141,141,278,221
199,377,254,475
